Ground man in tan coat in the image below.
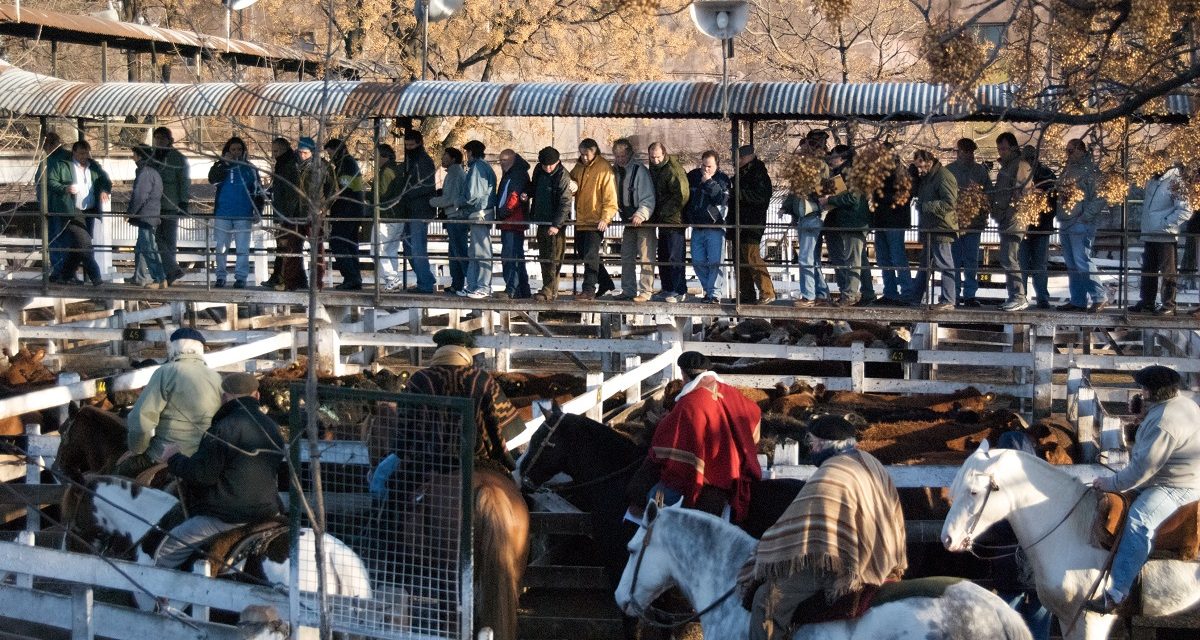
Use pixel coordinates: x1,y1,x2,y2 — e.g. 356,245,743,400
569,138,617,299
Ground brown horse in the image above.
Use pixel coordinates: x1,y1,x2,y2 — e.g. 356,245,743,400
471,466,529,640
53,404,129,482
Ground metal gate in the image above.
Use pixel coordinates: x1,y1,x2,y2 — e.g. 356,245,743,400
288,383,475,639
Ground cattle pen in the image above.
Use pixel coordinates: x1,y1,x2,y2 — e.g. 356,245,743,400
0,6,1198,639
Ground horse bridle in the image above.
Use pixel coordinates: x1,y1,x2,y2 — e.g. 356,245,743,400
961,472,1093,561
624,517,737,628
517,409,568,488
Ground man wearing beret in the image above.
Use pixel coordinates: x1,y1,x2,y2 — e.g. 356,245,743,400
401,329,523,471
629,351,762,522
744,414,907,640
153,372,285,570
1086,365,1200,613
116,328,223,477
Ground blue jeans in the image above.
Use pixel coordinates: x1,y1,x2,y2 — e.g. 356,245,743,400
500,229,531,298
691,228,724,298
403,220,435,291
796,217,822,300
875,228,912,300
999,591,1051,640
1020,232,1051,304
658,228,686,296
952,231,981,299
47,213,67,274
465,210,494,294
133,224,165,283
909,238,956,305
1061,222,1107,307
1110,485,1199,599
446,220,470,291
214,217,251,283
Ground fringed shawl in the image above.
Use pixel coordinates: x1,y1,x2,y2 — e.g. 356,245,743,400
753,450,907,599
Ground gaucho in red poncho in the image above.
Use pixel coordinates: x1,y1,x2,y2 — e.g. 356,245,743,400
644,351,762,522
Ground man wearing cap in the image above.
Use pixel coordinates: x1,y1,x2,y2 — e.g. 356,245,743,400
153,372,285,570
735,145,776,305
117,328,223,477
293,137,335,289
402,329,522,470
745,415,907,640
1086,365,1200,613
528,146,573,301
629,351,762,522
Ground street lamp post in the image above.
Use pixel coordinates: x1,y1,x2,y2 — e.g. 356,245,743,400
415,0,463,80
689,0,749,119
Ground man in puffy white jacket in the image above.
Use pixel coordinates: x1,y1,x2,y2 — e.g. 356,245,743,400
1133,165,1192,315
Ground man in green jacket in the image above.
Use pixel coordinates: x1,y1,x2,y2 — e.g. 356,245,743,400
151,127,189,284
821,146,871,306
907,150,959,310
648,142,689,302
115,328,223,477
36,132,72,276
47,140,111,285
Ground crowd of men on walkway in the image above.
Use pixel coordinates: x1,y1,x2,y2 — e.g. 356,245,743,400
34,128,1200,316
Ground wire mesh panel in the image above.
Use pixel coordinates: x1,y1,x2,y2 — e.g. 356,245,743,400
288,383,475,639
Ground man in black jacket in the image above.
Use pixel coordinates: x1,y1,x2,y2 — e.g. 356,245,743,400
154,373,284,570
735,145,775,304
529,147,573,301
396,130,438,293
325,138,365,290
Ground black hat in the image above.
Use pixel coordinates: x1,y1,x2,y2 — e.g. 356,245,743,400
538,146,560,165
678,351,711,375
738,144,755,158
808,415,857,441
1133,365,1181,394
433,328,475,348
403,129,424,144
169,327,206,344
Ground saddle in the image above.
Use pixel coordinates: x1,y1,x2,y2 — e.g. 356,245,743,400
1093,492,1200,561
201,516,290,576
789,577,963,627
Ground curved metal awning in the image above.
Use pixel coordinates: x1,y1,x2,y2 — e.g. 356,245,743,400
0,61,1192,122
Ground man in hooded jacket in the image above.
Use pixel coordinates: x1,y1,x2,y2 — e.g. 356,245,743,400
529,147,573,301
497,149,532,299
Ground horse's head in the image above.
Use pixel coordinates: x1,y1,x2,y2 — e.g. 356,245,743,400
55,405,128,481
941,441,1017,552
70,476,181,558
516,401,572,488
614,500,678,617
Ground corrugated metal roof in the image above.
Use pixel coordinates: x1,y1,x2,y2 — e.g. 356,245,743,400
0,4,396,77
0,61,1192,121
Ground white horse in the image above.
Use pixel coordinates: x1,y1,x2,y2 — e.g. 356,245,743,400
74,475,372,612
615,501,1032,640
941,441,1200,640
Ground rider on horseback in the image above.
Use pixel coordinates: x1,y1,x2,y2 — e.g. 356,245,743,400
1086,365,1200,613
742,415,907,640
627,351,762,523
153,372,285,570
116,327,223,477
402,328,523,471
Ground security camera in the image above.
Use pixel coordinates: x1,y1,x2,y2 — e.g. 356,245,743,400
690,0,749,40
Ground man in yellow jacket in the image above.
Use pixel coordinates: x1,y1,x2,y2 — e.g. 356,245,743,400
570,138,618,300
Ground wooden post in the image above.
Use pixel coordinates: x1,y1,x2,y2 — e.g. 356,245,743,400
623,354,642,408
850,341,865,393
71,585,94,640
585,371,603,422
191,559,211,622
1032,323,1055,421
1066,366,1083,424
1077,385,1097,462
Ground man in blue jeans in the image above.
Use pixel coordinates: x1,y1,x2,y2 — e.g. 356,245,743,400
946,138,992,307
459,140,497,299
685,150,731,303
1087,365,1200,613
1056,138,1109,312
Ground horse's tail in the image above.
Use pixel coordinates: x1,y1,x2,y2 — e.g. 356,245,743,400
473,469,529,640
995,604,1034,640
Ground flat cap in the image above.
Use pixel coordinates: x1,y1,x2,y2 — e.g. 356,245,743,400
808,414,857,441
738,144,755,157
1133,365,1181,393
538,146,561,165
433,328,476,348
221,372,259,396
169,327,206,344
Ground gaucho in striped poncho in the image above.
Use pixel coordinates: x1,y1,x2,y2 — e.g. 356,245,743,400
744,415,906,640
404,332,523,471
